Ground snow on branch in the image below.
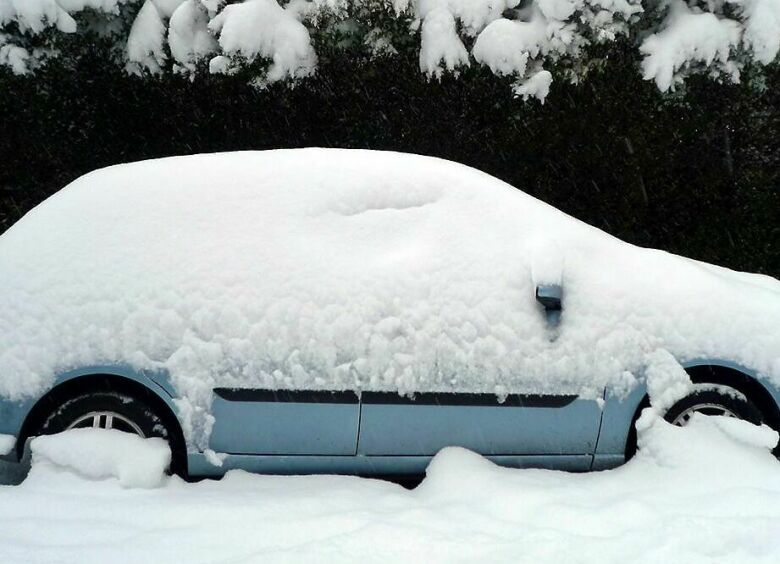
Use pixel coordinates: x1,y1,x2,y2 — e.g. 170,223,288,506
0,0,778,100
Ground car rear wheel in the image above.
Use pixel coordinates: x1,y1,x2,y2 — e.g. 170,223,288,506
37,391,177,465
664,386,763,427
39,390,172,440
64,409,147,436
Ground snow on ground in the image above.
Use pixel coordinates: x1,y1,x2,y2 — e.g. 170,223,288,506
0,413,779,563
31,428,171,488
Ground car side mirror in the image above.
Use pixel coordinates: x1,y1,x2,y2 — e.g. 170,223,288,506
536,284,562,326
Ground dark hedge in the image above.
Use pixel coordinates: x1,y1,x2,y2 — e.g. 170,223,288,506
1,41,778,277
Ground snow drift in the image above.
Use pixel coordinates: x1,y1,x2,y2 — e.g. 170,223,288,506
29,429,171,488
0,149,778,447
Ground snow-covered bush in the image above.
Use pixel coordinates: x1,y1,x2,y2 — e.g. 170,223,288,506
0,0,777,100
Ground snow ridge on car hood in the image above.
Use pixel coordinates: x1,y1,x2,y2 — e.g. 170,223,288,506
0,149,778,447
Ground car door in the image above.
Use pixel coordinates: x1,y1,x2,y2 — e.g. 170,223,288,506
356,390,602,466
208,388,360,455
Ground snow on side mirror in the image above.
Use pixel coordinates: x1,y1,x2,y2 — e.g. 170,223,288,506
536,284,562,327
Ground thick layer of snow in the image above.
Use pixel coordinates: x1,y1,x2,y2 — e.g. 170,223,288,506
0,149,778,448
208,0,317,83
0,434,14,456
513,68,553,102
0,34,29,74
126,0,169,74
168,0,217,73
1,0,778,99
1,415,779,563
472,13,546,77
418,1,470,76
732,0,780,64
640,1,742,92
643,348,693,411
29,429,171,488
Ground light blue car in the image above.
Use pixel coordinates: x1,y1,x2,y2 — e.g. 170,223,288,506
1,149,778,478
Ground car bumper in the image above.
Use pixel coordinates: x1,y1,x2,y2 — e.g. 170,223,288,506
0,396,33,462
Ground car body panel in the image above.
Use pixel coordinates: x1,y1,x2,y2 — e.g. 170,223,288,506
594,385,647,458
357,392,601,456
210,389,360,455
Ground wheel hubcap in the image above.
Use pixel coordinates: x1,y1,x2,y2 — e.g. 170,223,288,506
66,411,146,437
671,403,738,427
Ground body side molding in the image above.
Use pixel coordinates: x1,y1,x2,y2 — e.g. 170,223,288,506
213,388,577,408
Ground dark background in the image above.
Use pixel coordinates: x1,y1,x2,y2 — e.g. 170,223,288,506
1,40,778,277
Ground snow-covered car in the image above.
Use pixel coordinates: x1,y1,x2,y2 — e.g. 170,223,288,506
0,149,778,476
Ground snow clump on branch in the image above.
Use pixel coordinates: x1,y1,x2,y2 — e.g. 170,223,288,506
0,0,778,101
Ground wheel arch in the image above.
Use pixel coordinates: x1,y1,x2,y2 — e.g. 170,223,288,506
16,367,187,473
681,360,780,432
621,359,780,459
597,358,780,461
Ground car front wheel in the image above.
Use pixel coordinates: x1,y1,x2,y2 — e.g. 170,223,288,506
664,385,763,427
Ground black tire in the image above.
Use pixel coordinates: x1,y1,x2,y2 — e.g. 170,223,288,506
663,386,763,427
36,390,185,475
40,391,170,438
